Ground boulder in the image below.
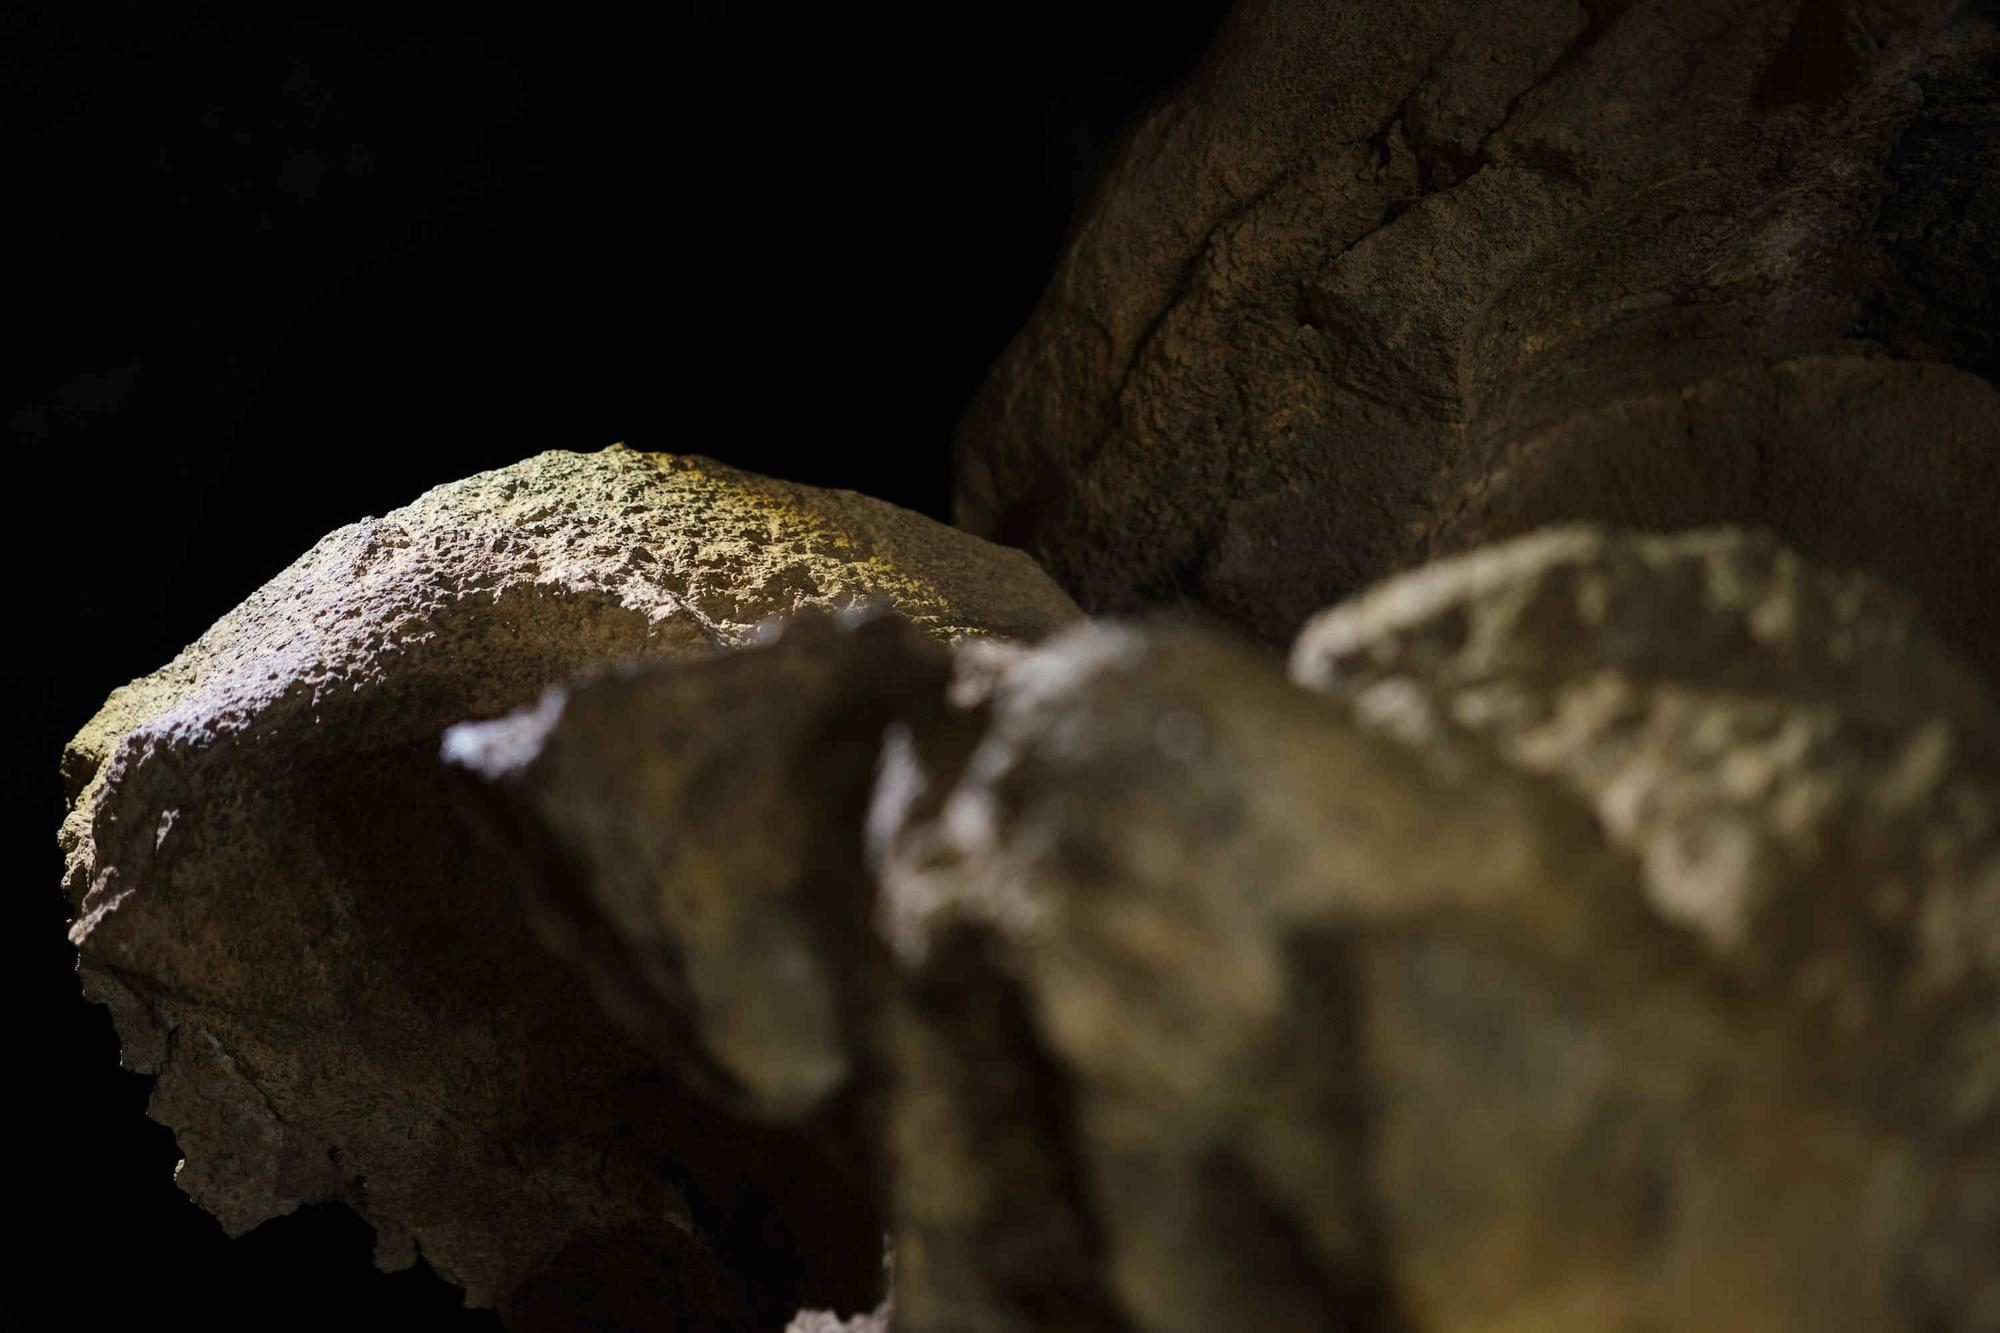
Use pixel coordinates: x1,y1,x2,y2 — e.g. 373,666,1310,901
57,445,1077,1326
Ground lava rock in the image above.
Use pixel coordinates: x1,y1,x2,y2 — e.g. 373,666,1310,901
955,0,2000,664
57,445,1077,1326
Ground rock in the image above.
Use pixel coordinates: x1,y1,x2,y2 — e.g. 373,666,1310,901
867,617,1623,1331
442,612,954,1122
57,445,1077,1326
871,613,2000,1331
427,526,2000,1328
1292,525,2000,1327
1290,524,2000,999
1427,357,2000,667
954,0,2000,664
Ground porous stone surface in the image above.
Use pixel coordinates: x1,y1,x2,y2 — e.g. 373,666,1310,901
57,446,1077,1326
247,505,2000,1328
955,0,2000,663
869,610,2000,1331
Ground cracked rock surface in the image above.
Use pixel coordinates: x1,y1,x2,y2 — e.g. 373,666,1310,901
57,446,1077,1327
954,0,2000,665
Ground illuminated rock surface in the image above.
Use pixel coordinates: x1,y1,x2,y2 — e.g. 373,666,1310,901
58,445,1077,1327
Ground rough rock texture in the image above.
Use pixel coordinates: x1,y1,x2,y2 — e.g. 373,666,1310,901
1291,526,2000,1328
955,0,2000,664
57,446,1077,1326
869,609,2000,1332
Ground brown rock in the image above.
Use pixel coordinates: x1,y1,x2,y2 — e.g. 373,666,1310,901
1427,357,2000,666
57,446,1077,1326
871,612,2000,1330
1292,525,2000,1327
437,532,2000,1328
1291,525,2000,1001
442,612,953,1122
955,0,2000,664
866,618,1620,1331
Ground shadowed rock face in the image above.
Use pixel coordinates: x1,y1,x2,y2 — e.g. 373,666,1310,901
954,0,2000,664
56,446,1078,1327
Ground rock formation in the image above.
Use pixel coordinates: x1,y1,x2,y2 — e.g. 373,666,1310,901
52,2,2000,1327
453,530,2000,1329
953,0,2000,665
57,445,1077,1327
442,613,953,1122
1291,525,2000,1327
866,604,2000,1331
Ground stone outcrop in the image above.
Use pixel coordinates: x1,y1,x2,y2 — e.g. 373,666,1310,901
1425,357,2000,666
954,0,2000,666
57,446,1077,1326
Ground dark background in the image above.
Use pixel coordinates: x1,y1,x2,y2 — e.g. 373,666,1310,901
3,1,1229,1328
